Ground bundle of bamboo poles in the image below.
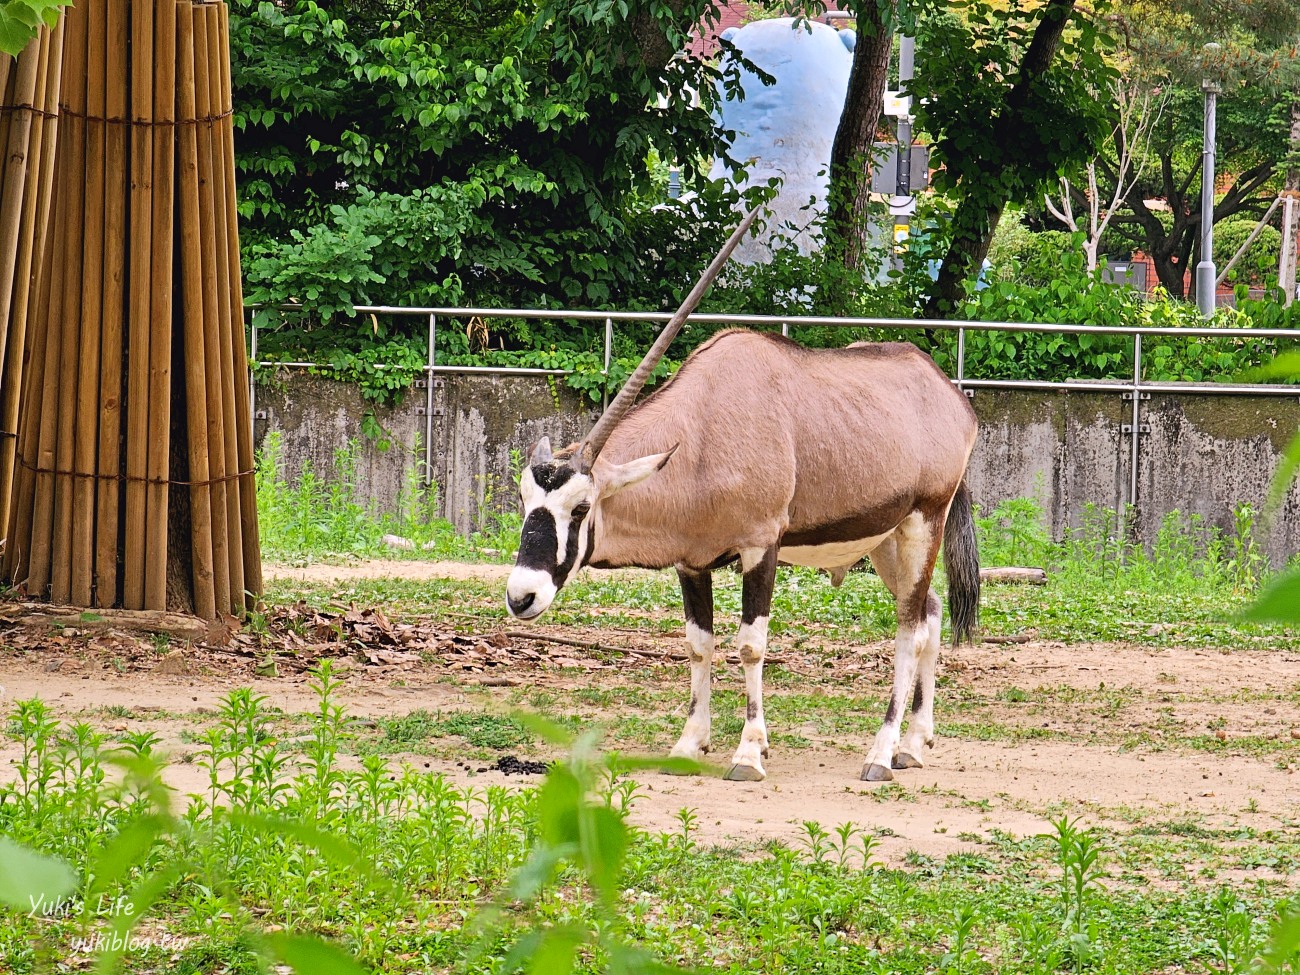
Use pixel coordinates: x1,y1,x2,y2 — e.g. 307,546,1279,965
2,0,261,620
0,23,65,566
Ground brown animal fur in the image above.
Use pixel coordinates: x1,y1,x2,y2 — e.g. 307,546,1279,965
586,330,977,574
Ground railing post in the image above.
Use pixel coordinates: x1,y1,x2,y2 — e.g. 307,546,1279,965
781,321,789,338
602,317,612,413
425,313,436,488
1129,332,1142,515
956,326,966,388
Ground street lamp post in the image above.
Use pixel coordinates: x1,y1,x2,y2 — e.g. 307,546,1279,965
1196,42,1221,318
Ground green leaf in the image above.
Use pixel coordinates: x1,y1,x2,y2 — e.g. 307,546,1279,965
267,933,369,974
93,864,183,975
509,844,574,902
528,926,583,975
1264,432,1300,518
538,766,582,848
513,711,576,747
1241,571,1300,624
582,805,627,901
0,836,76,913
82,814,170,915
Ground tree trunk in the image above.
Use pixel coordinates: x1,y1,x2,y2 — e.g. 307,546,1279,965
1280,95,1299,304
922,0,1076,317
825,0,895,273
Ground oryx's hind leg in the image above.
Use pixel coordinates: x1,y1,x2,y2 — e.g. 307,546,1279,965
668,567,714,765
725,546,778,782
862,513,944,782
896,589,941,769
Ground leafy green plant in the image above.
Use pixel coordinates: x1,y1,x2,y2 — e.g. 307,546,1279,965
0,0,68,56
1046,816,1105,972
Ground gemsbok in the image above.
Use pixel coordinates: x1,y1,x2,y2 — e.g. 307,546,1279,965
506,211,980,782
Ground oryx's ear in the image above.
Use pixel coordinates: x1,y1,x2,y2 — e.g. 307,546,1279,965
527,437,553,465
599,444,678,498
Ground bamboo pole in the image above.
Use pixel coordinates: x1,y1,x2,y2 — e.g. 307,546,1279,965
0,40,41,384
69,1,107,606
203,2,243,611
94,1,128,607
124,0,155,610
146,0,177,610
191,7,230,615
20,28,74,596
0,25,59,556
175,0,215,620
48,5,87,605
5,203,56,584
218,1,262,605
0,56,14,195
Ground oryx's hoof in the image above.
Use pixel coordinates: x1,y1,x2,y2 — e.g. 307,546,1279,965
861,763,894,782
891,752,923,770
724,762,766,782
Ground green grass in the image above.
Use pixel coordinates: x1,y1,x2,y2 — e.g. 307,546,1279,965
3,677,1299,975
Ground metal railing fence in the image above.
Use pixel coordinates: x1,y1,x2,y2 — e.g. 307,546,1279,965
246,305,1300,512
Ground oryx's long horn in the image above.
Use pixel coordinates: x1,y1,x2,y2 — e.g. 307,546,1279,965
576,206,761,470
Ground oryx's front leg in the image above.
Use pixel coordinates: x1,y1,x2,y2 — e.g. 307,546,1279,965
726,546,778,782
669,567,714,763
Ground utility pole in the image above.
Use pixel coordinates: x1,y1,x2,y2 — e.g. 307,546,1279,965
889,35,916,270
1195,43,1221,318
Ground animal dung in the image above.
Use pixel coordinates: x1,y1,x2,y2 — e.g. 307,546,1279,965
0,1,261,619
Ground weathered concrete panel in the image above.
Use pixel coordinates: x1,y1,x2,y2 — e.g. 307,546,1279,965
433,376,597,533
253,375,424,518
963,390,1127,542
255,374,1300,565
253,374,596,533
1140,395,1300,560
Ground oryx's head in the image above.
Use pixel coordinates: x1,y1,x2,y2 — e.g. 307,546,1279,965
504,205,761,621
504,436,676,619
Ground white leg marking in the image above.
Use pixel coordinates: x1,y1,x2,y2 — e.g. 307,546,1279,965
670,621,714,761
729,614,770,779
898,596,941,764
864,620,923,775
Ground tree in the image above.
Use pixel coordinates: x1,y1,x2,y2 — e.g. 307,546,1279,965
911,0,1116,316
826,0,898,272
1044,80,1167,271
1101,0,1300,298
231,0,743,324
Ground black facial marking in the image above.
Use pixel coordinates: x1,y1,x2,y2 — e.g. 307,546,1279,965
531,462,576,492
550,504,590,587
517,508,558,570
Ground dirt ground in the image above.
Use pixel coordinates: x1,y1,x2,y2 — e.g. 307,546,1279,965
2,560,1298,867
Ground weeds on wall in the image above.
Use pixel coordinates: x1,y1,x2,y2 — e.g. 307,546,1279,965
255,432,520,563
976,496,1272,595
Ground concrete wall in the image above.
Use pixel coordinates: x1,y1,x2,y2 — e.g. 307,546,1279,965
254,375,1300,565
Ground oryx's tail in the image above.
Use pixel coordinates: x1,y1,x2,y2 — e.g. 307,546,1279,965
943,480,980,644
